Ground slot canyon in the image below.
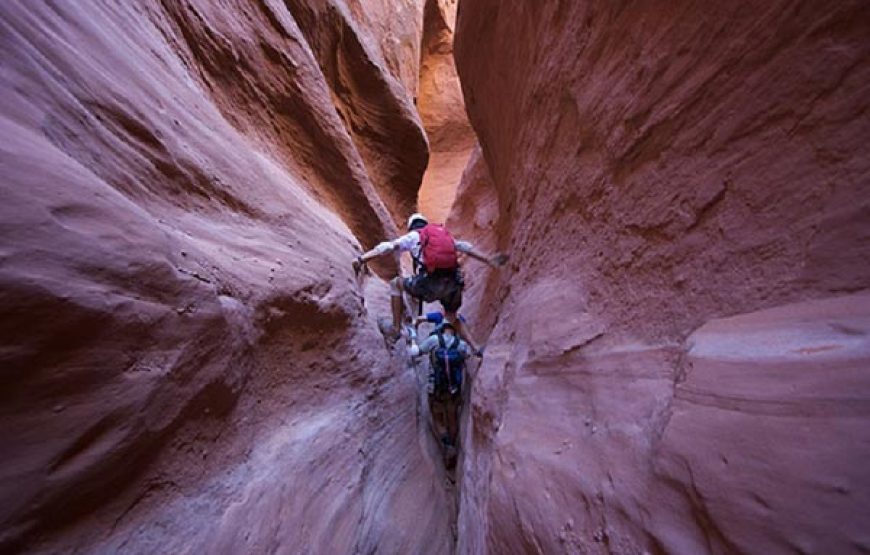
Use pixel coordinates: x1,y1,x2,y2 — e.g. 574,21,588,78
1,1,868,554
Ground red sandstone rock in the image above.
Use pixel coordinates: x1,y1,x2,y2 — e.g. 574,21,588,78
446,144,503,333
284,0,429,224
5,0,869,552
417,0,475,223
0,1,450,552
658,294,870,554
454,1,870,553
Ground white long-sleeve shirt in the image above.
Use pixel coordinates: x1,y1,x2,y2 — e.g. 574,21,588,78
373,230,473,266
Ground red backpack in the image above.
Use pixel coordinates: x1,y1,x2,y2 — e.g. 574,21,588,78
418,224,458,272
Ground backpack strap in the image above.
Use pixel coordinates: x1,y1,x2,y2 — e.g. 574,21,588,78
443,333,452,391
430,332,446,371
432,330,453,391
413,227,428,275
449,335,460,351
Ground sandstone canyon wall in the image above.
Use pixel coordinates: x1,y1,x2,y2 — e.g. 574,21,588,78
0,1,457,553
416,0,474,223
453,2,870,554
3,0,870,554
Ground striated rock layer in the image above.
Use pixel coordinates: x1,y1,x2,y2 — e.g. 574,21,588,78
0,1,454,553
284,0,429,223
453,1,870,553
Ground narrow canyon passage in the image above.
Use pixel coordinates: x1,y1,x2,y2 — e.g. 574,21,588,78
2,1,869,555
415,0,473,222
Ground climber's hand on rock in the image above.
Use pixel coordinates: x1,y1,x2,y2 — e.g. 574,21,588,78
352,256,366,276
490,253,509,268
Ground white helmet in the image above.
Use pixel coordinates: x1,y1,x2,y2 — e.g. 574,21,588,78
406,212,428,231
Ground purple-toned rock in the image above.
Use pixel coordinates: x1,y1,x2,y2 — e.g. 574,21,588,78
452,1,870,553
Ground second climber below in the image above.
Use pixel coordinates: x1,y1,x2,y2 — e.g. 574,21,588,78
353,212,507,354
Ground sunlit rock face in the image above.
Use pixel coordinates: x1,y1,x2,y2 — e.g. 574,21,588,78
417,0,475,222
452,2,870,553
0,1,456,553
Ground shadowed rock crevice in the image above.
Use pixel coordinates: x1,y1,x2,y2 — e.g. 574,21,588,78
282,0,429,224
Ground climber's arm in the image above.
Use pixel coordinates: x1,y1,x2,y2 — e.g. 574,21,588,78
357,241,395,264
455,240,509,268
354,231,419,272
458,340,474,359
408,335,438,358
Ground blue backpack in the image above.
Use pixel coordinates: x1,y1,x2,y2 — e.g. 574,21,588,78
430,331,465,395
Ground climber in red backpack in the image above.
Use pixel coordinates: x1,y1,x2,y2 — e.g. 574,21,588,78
353,213,507,354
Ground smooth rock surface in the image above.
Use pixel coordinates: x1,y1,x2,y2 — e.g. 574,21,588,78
658,294,870,554
3,0,870,553
453,1,870,553
0,1,450,552
417,0,474,222
284,0,430,223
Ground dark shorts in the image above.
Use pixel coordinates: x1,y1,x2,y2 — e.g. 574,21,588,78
403,269,464,313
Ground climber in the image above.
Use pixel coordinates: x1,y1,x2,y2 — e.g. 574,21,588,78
408,318,470,396
353,212,506,353
407,320,470,467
